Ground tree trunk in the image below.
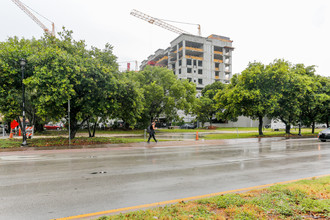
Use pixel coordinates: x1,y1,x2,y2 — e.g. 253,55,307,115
87,119,92,137
69,118,78,140
87,118,97,137
87,119,96,137
124,122,130,130
34,119,45,132
93,121,97,136
285,124,291,134
258,115,263,135
311,121,315,134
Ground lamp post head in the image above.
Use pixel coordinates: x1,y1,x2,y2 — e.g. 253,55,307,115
19,58,26,67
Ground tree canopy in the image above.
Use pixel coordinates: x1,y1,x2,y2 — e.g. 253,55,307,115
130,66,197,128
216,59,329,134
0,29,120,138
194,81,226,127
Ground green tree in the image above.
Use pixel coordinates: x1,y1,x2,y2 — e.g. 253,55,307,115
194,96,213,127
215,74,240,123
194,81,225,127
267,60,309,134
293,65,329,133
219,62,278,135
315,76,330,128
31,31,117,139
111,73,144,129
131,66,196,128
0,37,40,130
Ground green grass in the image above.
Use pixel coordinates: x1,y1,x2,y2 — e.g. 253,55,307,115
97,176,330,219
0,136,174,149
34,129,144,136
204,129,322,140
0,137,147,149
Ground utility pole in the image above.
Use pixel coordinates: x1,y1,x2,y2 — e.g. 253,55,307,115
20,58,27,146
68,99,71,145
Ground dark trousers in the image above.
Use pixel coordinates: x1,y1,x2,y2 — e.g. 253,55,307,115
147,131,157,142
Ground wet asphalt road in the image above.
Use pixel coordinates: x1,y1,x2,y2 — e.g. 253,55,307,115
0,138,329,220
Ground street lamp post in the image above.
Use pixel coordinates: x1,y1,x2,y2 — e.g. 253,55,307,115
20,58,27,146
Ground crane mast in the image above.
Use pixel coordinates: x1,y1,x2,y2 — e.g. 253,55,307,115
11,0,55,36
130,9,191,35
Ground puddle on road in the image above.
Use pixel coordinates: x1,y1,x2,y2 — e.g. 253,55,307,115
0,155,41,161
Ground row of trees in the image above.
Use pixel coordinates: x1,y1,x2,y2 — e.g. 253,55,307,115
195,60,329,135
1,30,329,139
0,29,196,139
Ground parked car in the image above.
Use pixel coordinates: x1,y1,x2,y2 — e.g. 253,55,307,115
180,123,197,129
264,124,271,129
44,124,62,130
318,128,330,142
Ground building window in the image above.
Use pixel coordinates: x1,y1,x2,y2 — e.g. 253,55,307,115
215,71,219,76
198,60,203,67
193,60,197,66
187,59,192,66
198,78,203,84
179,60,182,66
198,69,203,75
179,69,181,74
187,77,192,82
187,68,192,73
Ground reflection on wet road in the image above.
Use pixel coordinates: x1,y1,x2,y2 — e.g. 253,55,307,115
0,138,329,220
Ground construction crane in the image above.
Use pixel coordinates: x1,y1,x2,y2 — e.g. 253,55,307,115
130,9,201,36
11,0,55,36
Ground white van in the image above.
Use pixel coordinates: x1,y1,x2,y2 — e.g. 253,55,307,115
271,119,286,131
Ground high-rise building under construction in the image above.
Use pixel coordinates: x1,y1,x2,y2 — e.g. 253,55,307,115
140,33,234,90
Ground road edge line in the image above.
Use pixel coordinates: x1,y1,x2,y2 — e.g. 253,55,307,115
55,174,330,220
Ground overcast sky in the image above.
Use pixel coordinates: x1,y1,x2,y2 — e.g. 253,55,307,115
1,0,329,76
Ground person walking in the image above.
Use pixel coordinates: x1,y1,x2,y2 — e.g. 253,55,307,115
147,121,157,143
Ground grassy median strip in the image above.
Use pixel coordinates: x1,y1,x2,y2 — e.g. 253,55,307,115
0,128,321,148
0,137,146,148
204,129,321,140
97,176,330,220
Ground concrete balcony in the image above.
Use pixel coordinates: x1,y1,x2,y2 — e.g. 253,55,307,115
156,56,168,64
214,59,223,63
186,55,203,61
214,51,223,55
186,46,203,52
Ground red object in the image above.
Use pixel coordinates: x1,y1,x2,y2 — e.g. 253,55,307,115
147,61,156,66
44,124,61,130
127,63,130,71
10,120,19,129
